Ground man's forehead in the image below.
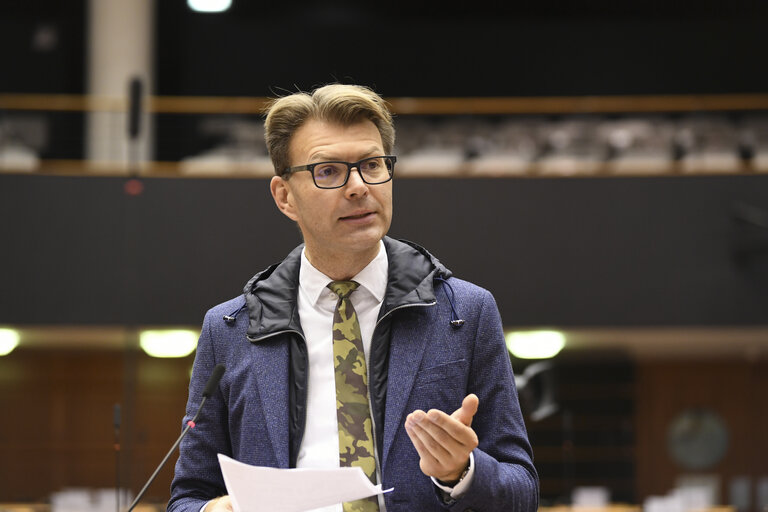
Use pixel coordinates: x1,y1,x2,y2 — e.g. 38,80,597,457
289,118,383,161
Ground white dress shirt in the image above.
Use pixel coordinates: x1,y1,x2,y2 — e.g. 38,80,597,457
296,242,388,512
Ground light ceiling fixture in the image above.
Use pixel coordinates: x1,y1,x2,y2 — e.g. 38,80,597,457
188,0,232,13
140,329,198,358
0,328,20,356
505,330,565,359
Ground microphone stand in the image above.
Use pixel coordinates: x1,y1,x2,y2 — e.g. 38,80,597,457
126,363,224,511
125,395,210,512
114,404,121,512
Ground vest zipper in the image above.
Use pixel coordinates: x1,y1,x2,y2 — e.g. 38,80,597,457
374,300,437,330
246,329,304,343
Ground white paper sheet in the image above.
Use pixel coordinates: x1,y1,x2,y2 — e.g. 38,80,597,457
218,454,393,512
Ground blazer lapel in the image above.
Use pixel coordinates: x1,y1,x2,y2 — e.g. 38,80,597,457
252,338,290,468
381,317,429,466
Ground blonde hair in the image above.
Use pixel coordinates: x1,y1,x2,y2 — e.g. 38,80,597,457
264,84,395,176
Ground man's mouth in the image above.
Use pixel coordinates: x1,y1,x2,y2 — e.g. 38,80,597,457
340,212,374,220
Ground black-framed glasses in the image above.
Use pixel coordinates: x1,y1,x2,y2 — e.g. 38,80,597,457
281,155,396,189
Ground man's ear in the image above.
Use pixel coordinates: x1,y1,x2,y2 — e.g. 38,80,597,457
270,175,299,221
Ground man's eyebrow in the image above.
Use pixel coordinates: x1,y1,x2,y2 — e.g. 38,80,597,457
358,147,386,159
307,153,336,162
309,147,384,162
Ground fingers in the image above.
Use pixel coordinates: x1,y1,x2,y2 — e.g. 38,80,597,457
423,408,478,445
405,417,443,468
451,393,479,427
405,415,477,481
407,412,477,458
406,414,462,480
404,397,480,481
209,496,233,511
407,394,480,447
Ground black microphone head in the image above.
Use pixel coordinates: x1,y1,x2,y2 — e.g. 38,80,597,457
128,76,143,140
202,364,225,398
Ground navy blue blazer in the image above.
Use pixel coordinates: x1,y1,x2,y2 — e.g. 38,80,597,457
169,240,538,512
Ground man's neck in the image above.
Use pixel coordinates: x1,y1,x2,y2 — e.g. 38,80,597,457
304,243,382,281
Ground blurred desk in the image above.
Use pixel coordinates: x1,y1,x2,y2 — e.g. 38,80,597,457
542,506,640,512
0,505,736,512
539,507,735,512
0,505,161,512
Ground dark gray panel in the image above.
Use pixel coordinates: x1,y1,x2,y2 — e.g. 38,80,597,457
1,174,767,326
391,176,768,326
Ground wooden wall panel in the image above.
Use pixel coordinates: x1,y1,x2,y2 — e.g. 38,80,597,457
0,349,193,504
635,359,768,509
3,346,768,508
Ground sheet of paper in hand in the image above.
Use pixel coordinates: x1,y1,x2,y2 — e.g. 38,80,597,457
217,453,393,512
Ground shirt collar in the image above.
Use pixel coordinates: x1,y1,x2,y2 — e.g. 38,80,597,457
299,241,388,306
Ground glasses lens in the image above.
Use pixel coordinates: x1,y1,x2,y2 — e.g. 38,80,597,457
359,156,394,184
312,162,348,188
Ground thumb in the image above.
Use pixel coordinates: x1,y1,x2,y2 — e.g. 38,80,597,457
451,393,479,427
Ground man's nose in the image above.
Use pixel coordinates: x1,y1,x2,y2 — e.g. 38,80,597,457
344,166,368,196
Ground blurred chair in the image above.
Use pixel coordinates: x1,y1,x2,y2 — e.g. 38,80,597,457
572,486,611,507
179,117,273,176
673,114,741,174
0,115,45,172
600,116,675,175
396,117,466,176
738,114,768,173
466,117,543,176
536,116,605,176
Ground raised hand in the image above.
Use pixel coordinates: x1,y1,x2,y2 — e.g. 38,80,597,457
404,394,479,483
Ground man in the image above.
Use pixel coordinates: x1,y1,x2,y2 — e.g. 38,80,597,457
168,84,538,512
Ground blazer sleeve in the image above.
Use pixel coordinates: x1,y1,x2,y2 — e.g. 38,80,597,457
167,309,231,512
444,288,540,512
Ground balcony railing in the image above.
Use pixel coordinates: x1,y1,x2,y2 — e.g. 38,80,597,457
1,93,767,178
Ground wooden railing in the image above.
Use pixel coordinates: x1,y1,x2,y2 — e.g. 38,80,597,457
1,93,768,114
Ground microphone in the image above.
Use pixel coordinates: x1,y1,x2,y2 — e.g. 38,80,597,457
203,364,226,398
126,76,142,179
127,76,143,141
126,364,225,512
114,403,122,432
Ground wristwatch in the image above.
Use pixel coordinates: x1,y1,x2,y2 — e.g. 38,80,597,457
438,463,470,487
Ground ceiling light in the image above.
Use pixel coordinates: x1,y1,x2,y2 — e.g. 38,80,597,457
140,329,198,358
188,0,232,12
506,330,565,359
0,328,20,356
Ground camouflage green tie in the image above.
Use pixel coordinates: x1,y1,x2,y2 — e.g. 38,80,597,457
328,281,380,512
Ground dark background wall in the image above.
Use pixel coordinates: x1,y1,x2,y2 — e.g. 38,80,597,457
154,0,768,97
3,1,768,98
0,1,85,94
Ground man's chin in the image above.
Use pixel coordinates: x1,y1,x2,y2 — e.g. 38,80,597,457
342,228,387,253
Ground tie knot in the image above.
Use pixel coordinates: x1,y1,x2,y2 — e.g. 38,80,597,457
328,280,360,299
